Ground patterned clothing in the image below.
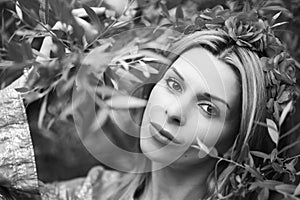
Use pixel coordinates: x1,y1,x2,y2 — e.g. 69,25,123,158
0,82,137,200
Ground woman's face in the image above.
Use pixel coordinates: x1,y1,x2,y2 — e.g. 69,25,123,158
140,48,241,167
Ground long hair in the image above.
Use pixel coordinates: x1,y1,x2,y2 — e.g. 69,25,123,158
109,29,269,199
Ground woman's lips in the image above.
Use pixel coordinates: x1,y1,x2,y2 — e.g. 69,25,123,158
149,122,181,145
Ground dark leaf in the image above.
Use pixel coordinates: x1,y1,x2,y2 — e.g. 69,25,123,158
272,162,283,173
250,180,281,190
184,25,196,34
82,4,104,33
245,165,264,180
15,87,30,93
160,2,170,18
39,0,50,24
175,6,184,22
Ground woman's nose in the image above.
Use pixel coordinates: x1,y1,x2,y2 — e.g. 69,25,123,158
165,100,187,126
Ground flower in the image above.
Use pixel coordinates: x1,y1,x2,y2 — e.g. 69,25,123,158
224,12,267,51
274,52,296,81
264,52,297,86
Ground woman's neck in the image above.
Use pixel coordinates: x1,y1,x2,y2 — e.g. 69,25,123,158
138,159,216,200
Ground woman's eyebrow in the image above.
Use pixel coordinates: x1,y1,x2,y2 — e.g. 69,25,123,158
171,67,185,81
198,93,231,110
170,67,231,110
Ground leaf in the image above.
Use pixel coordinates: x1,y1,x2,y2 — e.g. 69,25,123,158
294,183,300,196
15,87,30,93
95,86,116,99
272,162,283,173
245,165,264,180
196,137,210,154
15,1,23,20
270,149,277,162
39,0,49,24
249,152,254,167
251,151,270,161
285,159,297,173
261,6,289,13
258,188,269,200
272,11,282,21
139,50,171,65
266,118,279,145
139,61,159,74
82,4,104,33
38,95,48,128
199,14,212,20
82,43,113,72
159,2,170,18
72,7,106,17
271,21,288,28
208,147,218,158
275,184,296,194
250,180,281,190
115,68,143,83
105,95,147,109
194,137,218,158
116,53,143,62
175,6,184,22
279,101,293,126
90,108,110,131
138,60,150,78
141,57,159,62
119,60,129,70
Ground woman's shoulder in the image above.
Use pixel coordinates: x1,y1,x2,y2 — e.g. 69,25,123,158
42,165,124,200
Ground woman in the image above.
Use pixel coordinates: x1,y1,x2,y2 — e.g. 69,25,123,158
122,31,244,200
103,29,267,200
44,11,298,198
0,5,298,200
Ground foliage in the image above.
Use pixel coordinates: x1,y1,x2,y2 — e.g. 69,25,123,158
0,0,300,199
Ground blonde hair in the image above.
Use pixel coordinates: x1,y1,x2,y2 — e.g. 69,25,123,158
110,29,268,199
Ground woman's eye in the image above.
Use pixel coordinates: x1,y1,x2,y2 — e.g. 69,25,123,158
166,78,182,92
198,103,219,117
